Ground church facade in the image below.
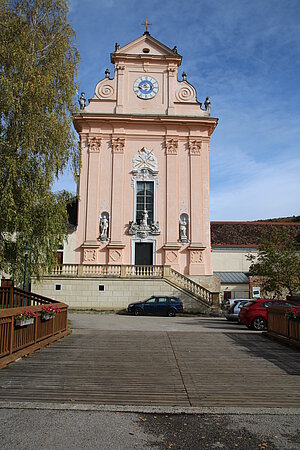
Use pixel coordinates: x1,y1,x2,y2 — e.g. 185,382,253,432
32,32,221,311
73,32,218,277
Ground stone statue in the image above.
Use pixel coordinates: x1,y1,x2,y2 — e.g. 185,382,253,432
180,218,187,240
204,96,211,115
115,42,120,51
99,214,109,241
79,92,86,110
141,209,148,226
179,214,189,243
172,46,178,54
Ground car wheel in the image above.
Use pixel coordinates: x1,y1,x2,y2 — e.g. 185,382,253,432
252,316,267,331
134,307,143,316
167,308,176,317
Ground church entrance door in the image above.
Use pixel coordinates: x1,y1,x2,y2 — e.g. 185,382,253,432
135,243,153,265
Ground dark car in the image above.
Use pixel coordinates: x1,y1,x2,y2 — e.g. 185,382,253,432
128,296,183,317
238,299,298,330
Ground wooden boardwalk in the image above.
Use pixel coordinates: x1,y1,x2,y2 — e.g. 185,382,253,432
0,328,299,408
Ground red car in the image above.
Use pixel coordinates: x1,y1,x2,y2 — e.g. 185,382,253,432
238,299,298,331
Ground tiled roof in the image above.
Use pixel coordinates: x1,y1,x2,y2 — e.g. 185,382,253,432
211,221,300,247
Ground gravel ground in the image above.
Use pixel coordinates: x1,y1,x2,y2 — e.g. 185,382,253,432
0,408,299,450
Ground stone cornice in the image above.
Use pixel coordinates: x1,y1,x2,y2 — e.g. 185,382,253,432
111,54,182,65
74,113,218,136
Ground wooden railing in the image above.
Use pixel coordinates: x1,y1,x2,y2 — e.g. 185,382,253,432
1,286,59,309
0,287,69,368
268,306,300,343
49,264,217,307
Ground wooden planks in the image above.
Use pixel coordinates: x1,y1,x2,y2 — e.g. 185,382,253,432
0,329,299,408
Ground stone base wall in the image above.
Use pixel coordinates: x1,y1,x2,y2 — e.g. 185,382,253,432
188,275,221,292
32,277,212,313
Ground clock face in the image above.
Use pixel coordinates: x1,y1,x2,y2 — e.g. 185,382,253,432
133,76,159,99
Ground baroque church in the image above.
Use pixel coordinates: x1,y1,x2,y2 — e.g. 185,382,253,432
33,31,222,311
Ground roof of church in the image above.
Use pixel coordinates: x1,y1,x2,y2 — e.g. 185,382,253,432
211,221,300,247
111,32,182,63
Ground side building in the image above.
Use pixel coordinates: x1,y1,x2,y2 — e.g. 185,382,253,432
211,221,300,301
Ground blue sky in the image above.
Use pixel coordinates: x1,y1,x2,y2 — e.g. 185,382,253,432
54,0,300,221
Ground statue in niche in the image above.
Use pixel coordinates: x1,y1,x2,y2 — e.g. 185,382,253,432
78,92,86,110
141,209,148,226
204,96,211,115
179,214,189,244
99,212,109,242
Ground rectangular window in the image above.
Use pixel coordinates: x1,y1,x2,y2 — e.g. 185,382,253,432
55,284,62,291
136,181,154,224
99,285,105,291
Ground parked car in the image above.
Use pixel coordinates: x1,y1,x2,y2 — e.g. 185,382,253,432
222,299,238,311
225,299,251,321
238,299,298,330
128,296,183,317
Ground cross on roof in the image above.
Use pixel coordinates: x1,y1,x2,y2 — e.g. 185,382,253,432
142,18,152,33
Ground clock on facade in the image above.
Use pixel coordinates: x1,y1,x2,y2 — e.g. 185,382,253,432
133,76,159,99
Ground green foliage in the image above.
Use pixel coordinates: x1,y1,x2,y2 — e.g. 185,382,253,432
0,0,80,283
248,229,300,298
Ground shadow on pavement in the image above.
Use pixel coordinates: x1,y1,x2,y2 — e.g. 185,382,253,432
179,318,249,331
225,332,300,375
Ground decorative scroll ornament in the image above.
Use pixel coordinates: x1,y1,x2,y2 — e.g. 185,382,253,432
165,138,178,155
128,210,160,239
189,139,202,156
175,83,195,102
97,83,115,99
88,137,101,153
133,147,158,172
111,137,125,153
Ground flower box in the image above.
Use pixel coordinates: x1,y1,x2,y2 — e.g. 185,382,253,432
41,313,53,321
14,318,34,327
41,305,61,321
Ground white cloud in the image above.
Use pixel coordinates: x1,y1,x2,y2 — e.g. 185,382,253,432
211,157,300,220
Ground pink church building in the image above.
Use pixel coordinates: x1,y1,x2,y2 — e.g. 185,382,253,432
74,31,218,278
33,32,220,311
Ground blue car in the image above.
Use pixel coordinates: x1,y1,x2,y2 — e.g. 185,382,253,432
128,296,183,317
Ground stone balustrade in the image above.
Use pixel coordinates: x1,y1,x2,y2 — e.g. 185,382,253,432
50,264,215,307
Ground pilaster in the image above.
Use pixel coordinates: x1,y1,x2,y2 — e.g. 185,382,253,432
167,66,177,115
165,138,178,245
81,134,101,263
109,136,125,256
115,65,125,114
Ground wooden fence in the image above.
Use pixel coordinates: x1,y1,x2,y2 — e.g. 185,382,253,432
268,306,300,343
0,287,69,368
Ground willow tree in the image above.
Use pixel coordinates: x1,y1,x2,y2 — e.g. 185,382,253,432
0,0,80,284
